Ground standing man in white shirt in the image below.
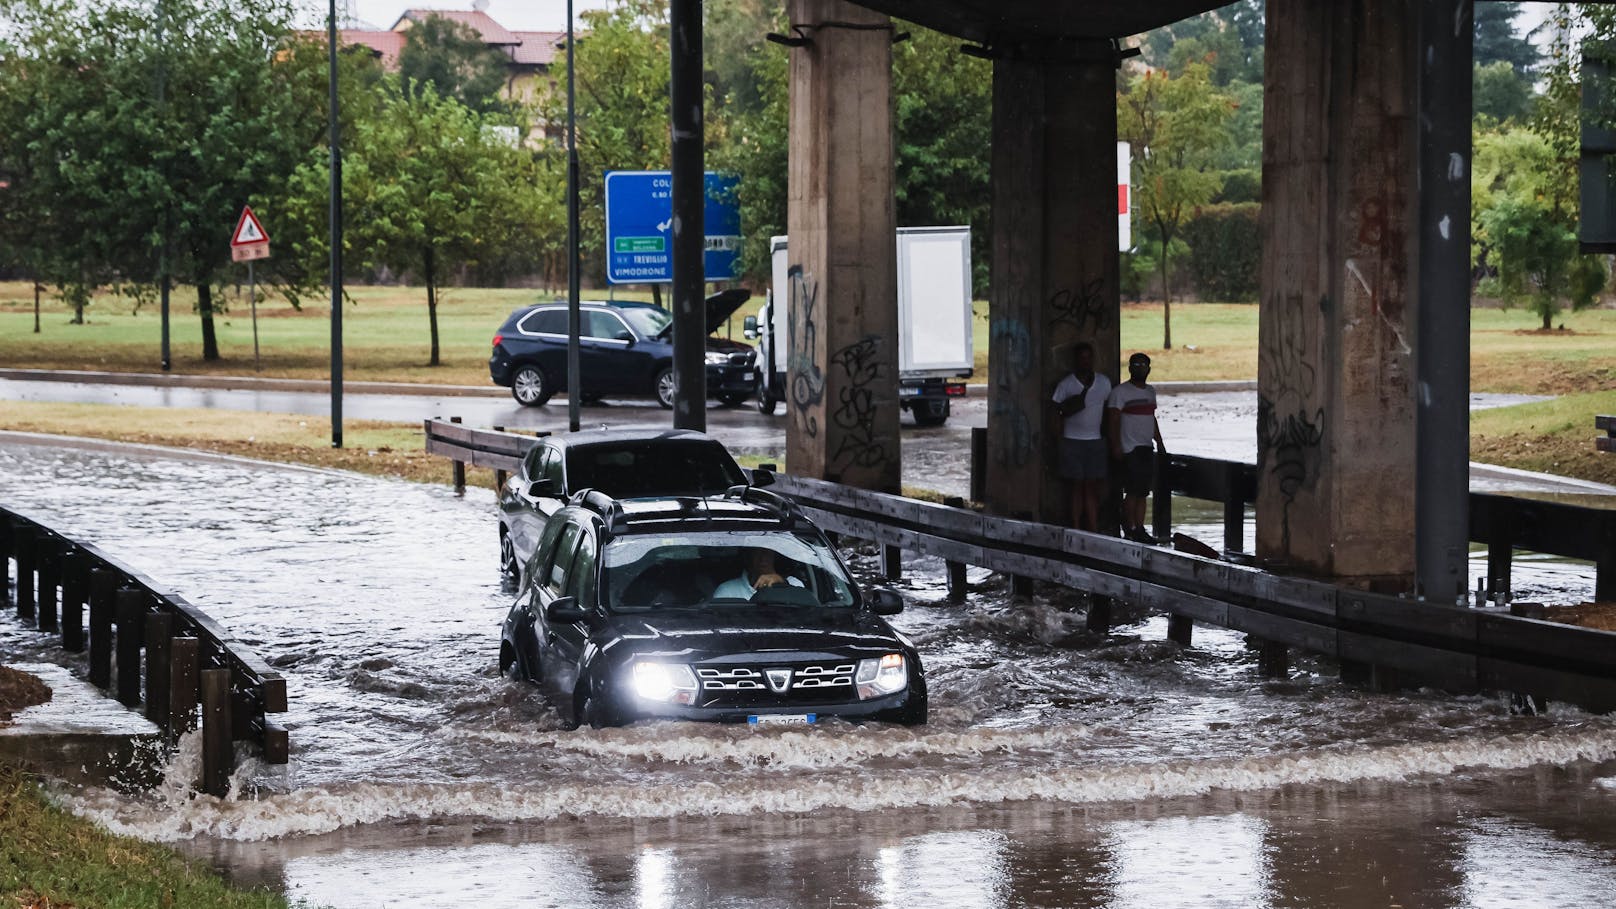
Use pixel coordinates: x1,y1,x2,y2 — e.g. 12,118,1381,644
1050,342,1113,532
1106,352,1167,544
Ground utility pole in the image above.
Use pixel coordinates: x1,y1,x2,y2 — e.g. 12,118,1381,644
669,0,706,431
566,0,582,433
328,0,344,448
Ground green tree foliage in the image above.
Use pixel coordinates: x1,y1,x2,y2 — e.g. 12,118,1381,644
0,0,355,357
707,0,787,285
1475,2,1536,73
1471,6,1610,330
397,14,512,117
1118,61,1234,348
1181,203,1261,302
1140,0,1263,87
1474,61,1533,125
289,86,550,365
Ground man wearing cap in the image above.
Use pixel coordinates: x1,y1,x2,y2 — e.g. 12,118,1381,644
1050,342,1113,532
1106,353,1167,544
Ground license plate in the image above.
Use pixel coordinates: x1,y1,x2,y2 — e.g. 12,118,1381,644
899,387,921,397
748,713,816,726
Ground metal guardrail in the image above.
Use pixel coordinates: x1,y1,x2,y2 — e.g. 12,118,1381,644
424,419,1616,712
1,508,287,795
1599,415,1614,453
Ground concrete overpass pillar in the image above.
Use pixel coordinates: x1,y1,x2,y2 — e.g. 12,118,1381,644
985,42,1122,522
783,0,901,493
1257,0,1418,585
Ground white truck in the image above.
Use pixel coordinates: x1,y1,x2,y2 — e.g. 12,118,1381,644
748,226,974,427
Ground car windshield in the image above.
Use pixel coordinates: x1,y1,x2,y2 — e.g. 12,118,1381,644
618,306,672,338
566,442,743,498
601,530,857,611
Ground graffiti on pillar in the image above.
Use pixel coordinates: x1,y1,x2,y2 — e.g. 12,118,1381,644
989,316,1035,469
1048,278,1110,335
1257,292,1326,554
786,265,824,438
827,335,890,471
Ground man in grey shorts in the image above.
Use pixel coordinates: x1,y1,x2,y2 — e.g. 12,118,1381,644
1050,342,1113,531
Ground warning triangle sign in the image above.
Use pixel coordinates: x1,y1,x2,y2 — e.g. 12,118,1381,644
231,206,270,246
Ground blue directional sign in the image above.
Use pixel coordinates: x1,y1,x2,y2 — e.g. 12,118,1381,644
603,170,740,284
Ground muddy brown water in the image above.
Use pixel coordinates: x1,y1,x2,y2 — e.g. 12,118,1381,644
2,438,1614,908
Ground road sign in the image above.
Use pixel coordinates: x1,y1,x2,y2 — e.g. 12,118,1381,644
231,206,271,262
604,171,740,284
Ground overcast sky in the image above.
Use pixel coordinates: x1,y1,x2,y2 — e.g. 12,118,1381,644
318,0,1557,42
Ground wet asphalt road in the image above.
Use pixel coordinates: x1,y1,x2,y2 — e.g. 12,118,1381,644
1,377,1603,498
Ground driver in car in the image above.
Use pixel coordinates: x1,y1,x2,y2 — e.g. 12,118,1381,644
713,548,804,600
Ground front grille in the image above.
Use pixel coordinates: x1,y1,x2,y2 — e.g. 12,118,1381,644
728,351,755,367
694,661,857,707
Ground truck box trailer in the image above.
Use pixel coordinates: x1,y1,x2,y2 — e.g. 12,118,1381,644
751,226,973,426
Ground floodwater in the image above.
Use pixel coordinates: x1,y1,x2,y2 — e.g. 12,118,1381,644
3,438,1616,908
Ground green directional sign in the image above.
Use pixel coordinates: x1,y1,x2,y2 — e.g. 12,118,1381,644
614,236,666,253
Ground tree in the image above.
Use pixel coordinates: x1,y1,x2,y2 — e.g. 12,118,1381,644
1118,61,1234,349
397,14,512,117
1475,2,1537,74
289,85,550,365
1473,61,1533,125
0,0,335,359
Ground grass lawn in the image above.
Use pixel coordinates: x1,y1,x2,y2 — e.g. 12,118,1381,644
0,762,293,909
1470,389,1616,488
5,282,1616,394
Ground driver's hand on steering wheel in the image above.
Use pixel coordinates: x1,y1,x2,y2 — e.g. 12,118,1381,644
753,572,786,589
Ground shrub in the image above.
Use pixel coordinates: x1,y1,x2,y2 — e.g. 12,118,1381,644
1183,203,1261,302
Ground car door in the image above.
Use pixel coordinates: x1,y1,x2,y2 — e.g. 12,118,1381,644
505,444,547,564
580,310,637,395
551,529,598,693
535,521,582,695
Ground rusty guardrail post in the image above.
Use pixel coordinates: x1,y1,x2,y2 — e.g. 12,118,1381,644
449,416,467,496
201,668,234,797
1152,452,1172,541
36,531,59,633
169,636,200,741
0,513,12,608
88,568,116,689
143,611,174,732
943,496,969,604
115,589,145,708
1223,461,1245,553
15,522,35,619
60,549,86,652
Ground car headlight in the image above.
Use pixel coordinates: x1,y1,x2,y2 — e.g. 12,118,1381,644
632,661,698,705
855,653,907,699
704,351,730,365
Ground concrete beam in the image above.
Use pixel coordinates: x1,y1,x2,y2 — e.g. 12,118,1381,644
1257,0,1418,586
784,0,901,493
986,41,1121,523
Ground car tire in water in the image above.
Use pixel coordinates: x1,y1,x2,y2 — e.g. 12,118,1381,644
756,378,777,415
654,367,676,410
499,530,518,582
511,365,553,407
912,399,949,427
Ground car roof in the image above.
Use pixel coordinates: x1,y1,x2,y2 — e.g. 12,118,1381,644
541,428,727,450
562,489,815,536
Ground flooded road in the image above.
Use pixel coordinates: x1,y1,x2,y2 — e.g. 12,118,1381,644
3,437,1615,907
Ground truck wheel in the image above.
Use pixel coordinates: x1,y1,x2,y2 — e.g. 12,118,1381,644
912,399,949,427
756,375,778,415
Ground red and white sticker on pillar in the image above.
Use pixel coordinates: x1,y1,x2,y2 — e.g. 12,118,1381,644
1117,141,1131,252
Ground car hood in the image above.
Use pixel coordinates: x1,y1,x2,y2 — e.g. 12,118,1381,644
652,288,754,339
602,606,904,662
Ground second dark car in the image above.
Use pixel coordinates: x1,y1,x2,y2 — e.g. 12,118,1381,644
489,291,756,408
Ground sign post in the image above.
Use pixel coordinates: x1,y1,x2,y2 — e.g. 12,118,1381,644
230,206,271,371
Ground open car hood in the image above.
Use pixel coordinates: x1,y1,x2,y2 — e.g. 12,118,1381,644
654,288,754,339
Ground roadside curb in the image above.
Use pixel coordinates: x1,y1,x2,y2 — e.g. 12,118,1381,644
966,379,1257,395
0,368,505,398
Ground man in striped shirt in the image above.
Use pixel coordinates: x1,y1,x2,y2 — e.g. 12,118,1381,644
1106,352,1167,544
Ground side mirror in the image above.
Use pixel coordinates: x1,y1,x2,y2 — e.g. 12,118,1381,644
545,596,587,624
615,330,635,346
749,467,775,488
867,587,904,616
527,478,555,498
742,315,758,340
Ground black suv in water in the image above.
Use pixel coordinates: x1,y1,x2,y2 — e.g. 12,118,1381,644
499,487,926,728
489,291,756,408
498,428,747,579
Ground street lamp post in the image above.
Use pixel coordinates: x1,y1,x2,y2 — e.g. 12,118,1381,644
328,0,344,449
566,0,582,433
